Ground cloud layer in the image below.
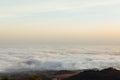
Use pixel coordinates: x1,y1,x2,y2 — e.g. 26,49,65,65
0,45,120,72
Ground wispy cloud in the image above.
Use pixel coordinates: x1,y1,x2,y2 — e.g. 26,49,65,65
0,0,120,18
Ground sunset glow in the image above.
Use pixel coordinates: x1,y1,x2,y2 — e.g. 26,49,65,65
0,0,120,43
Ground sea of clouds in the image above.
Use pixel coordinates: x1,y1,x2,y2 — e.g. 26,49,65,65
0,45,120,72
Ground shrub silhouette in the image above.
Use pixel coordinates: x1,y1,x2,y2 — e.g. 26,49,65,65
0,78,8,80
30,75,42,80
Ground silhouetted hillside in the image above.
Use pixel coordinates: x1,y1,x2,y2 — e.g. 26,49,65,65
0,67,120,80
64,67,120,80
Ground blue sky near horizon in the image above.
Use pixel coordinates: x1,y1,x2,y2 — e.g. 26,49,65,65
0,0,120,43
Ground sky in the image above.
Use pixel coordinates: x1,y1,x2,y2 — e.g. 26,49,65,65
0,0,120,44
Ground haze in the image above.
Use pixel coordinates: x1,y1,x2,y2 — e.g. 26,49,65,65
0,0,120,44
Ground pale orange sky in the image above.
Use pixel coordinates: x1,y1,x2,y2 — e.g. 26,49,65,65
0,26,120,43
0,0,120,43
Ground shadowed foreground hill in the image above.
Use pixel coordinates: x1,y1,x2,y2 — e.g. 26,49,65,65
0,68,120,80
64,68,120,80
